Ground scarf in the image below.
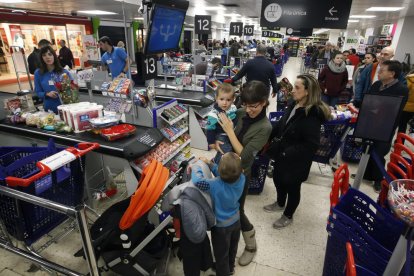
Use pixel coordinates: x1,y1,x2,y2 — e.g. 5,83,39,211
328,60,347,74
237,108,267,142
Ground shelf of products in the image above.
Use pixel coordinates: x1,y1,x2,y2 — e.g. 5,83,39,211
160,104,188,126
160,124,189,143
133,134,191,173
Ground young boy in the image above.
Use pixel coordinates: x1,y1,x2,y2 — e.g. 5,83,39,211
206,83,237,164
191,153,245,276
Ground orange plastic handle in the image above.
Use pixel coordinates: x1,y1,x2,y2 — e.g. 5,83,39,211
5,142,100,188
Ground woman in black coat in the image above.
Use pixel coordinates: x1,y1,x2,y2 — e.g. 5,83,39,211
264,74,332,228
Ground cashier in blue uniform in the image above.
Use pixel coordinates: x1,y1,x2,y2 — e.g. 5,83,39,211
34,45,72,113
98,36,130,79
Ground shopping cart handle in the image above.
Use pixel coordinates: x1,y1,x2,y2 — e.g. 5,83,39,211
330,164,350,209
5,143,100,188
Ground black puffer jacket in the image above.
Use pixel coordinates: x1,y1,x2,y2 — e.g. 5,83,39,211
269,103,327,183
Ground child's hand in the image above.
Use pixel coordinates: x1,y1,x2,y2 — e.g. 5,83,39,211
199,157,212,165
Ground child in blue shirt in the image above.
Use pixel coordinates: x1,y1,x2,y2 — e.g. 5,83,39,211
206,83,237,164
191,153,245,276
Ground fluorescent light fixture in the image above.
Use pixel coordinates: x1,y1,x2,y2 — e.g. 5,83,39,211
78,10,117,15
204,6,226,11
348,20,360,23
0,0,33,3
134,17,144,20
223,13,241,17
313,29,329,34
366,7,404,12
349,15,376,18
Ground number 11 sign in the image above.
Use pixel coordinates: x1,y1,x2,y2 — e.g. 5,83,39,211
195,15,212,34
229,22,243,36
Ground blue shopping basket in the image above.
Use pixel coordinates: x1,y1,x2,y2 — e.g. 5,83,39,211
340,135,363,163
248,155,269,194
323,188,405,276
0,139,99,245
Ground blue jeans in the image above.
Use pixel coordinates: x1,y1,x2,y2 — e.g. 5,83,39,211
322,94,339,107
213,134,233,165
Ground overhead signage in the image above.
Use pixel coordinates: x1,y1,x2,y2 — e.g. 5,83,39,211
229,22,243,36
260,0,352,29
262,31,283,38
195,15,212,34
262,26,281,31
244,25,254,36
286,28,313,37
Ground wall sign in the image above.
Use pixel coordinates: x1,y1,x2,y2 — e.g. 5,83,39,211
260,0,352,29
286,28,313,37
229,22,243,36
195,15,212,34
262,31,283,38
244,25,254,36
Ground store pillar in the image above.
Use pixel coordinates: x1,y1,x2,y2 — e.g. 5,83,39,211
392,16,414,62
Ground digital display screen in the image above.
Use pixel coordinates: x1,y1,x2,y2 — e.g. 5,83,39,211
354,94,404,143
146,5,186,54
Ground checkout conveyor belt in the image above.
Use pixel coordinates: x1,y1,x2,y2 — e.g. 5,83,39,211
154,88,215,107
0,119,164,160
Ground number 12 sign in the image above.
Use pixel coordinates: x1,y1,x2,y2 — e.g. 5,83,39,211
195,15,212,34
230,22,243,36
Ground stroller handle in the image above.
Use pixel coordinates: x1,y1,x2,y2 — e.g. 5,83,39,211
6,142,99,188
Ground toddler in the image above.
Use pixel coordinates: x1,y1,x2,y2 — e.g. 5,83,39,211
206,83,237,164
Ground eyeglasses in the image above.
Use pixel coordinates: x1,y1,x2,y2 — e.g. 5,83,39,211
242,103,261,109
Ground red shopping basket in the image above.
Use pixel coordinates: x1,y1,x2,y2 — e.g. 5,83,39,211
0,139,99,245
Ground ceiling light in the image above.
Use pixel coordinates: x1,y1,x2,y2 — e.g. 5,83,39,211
204,6,226,11
348,20,360,23
78,10,117,15
366,7,404,12
223,13,240,17
134,17,144,20
0,0,33,3
349,15,376,18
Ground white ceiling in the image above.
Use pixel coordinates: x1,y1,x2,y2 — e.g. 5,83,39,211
1,0,414,30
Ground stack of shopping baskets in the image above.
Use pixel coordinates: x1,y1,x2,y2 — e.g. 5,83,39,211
0,139,97,246
323,164,405,275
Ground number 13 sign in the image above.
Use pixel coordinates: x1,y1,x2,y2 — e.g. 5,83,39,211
229,22,243,36
195,15,212,34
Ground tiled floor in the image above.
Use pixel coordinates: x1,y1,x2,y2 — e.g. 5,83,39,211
0,57,379,275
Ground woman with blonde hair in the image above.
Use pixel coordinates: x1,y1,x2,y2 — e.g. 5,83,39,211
264,74,331,228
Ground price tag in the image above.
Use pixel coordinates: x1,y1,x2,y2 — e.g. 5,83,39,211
229,22,243,36
244,25,254,36
195,15,212,34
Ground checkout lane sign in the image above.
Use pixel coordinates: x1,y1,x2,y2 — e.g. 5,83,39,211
260,0,352,29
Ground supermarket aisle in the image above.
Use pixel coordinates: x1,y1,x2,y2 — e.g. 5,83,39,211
0,57,378,276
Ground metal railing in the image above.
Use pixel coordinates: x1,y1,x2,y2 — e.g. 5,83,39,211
0,185,100,276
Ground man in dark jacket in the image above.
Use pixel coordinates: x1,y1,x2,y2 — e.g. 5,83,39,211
363,60,409,192
231,44,279,94
58,40,75,69
353,46,407,107
27,39,50,74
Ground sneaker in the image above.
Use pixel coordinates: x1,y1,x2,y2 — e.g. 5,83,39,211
373,181,381,193
273,215,293,229
263,202,284,213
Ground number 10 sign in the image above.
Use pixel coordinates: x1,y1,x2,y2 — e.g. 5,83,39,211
229,22,243,36
195,15,212,34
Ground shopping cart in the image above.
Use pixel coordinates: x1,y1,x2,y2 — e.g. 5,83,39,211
323,164,405,276
0,139,99,246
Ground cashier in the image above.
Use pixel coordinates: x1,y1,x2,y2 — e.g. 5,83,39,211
34,45,73,114
98,36,130,79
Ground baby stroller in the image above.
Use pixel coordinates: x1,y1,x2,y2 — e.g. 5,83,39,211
76,160,186,275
